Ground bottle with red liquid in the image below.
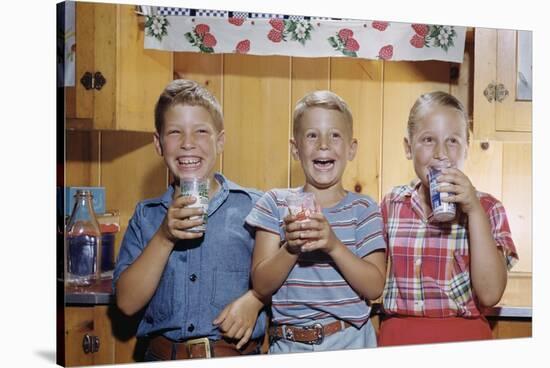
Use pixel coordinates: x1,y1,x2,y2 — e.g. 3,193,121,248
65,190,102,286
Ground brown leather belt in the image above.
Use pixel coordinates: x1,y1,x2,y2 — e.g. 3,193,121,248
149,335,260,360
269,320,353,345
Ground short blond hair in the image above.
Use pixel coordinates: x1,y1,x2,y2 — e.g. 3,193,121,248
292,90,353,137
407,91,470,144
154,79,223,134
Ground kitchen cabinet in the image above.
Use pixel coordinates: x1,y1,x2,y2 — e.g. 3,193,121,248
473,28,532,142
65,2,172,132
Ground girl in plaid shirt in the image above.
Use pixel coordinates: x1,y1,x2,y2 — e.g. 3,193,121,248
379,91,518,346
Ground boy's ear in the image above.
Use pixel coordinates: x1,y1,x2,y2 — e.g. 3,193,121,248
216,129,225,154
403,137,412,160
347,138,358,161
290,138,300,161
153,132,163,156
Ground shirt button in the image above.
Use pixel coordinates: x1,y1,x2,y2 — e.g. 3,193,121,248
415,258,422,266
187,324,195,332
189,273,197,282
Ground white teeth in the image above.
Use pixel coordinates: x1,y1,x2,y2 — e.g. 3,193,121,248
178,158,200,165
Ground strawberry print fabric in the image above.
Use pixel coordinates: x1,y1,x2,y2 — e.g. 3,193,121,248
144,8,466,63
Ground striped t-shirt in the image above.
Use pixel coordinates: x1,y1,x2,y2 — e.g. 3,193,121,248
245,187,386,327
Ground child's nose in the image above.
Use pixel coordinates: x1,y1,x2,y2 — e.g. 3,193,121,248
434,142,448,159
318,135,329,150
180,134,195,149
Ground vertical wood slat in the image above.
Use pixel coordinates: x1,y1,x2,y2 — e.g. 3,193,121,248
495,30,532,133
463,139,503,201
473,28,497,141
73,1,95,120
289,57,330,188
65,131,100,187
501,142,532,272
381,61,451,196
93,306,116,364
223,54,291,191
100,131,167,257
116,5,173,132
65,307,94,367
331,58,383,201
173,52,223,173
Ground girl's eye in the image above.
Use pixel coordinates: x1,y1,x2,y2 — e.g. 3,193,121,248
306,132,317,139
448,137,458,144
422,136,433,143
167,130,179,135
331,132,341,139
197,129,208,134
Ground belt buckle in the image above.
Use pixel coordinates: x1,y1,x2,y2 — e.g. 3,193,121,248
185,337,211,358
303,323,324,345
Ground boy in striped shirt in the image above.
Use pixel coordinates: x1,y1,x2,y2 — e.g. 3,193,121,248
245,91,386,353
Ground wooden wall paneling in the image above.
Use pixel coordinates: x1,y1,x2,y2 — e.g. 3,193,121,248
101,131,168,257
463,140,503,201
223,54,291,191
490,319,532,339
289,57,330,187
72,1,95,120
473,28,497,141
381,61,451,195
116,5,173,132
501,142,532,272
331,58,383,201
499,272,532,307
91,3,117,130
93,306,116,364
495,30,532,133
450,41,473,124
65,307,94,367
173,52,223,173
65,131,100,187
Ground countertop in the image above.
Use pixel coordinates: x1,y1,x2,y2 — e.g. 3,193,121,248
64,277,532,318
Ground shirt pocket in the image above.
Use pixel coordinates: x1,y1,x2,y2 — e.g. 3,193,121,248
210,269,249,309
144,268,175,323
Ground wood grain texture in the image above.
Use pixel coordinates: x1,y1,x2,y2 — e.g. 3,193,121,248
100,131,168,257
381,60,450,196
473,28,497,141
331,58,383,201
463,139,503,201
501,142,532,272
73,2,95,120
116,5,173,132
65,307,94,366
65,131,100,187
223,54,291,190
289,57,330,188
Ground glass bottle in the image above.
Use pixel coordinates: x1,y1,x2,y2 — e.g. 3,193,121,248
65,190,102,286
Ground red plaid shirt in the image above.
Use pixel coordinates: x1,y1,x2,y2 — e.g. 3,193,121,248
381,183,518,318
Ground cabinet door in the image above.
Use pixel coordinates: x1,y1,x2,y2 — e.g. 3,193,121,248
473,28,532,141
65,306,115,366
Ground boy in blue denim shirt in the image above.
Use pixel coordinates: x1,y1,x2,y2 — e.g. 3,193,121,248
114,79,266,361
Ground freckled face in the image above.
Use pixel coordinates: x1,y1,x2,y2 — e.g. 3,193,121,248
404,106,468,187
154,104,224,183
291,107,357,190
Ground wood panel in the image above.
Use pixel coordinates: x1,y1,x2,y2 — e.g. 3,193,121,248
92,3,117,130
116,5,173,132
381,61,451,195
289,57,330,187
223,54,291,190
93,306,116,364
65,307,94,366
331,58,383,201
495,30,532,133
65,130,100,187
499,272,532,307
173,52,223,173
473,28,497,141
101,131,168,257
463,140,503,201
501,142,532,272
489,318,532,339
72,1,95,120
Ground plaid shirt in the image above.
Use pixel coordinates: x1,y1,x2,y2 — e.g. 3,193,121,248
381,183,518,318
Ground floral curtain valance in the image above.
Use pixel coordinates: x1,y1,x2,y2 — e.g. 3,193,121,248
143,6,466,63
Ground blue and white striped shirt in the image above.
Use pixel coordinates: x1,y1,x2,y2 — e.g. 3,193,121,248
245,187,386,327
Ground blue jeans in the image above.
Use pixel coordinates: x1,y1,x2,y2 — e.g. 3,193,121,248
269,318,377,354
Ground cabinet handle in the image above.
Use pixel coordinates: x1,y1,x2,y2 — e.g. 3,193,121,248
80,71,107,91
495,83,509,103
82,334,100,354
483,82,496,103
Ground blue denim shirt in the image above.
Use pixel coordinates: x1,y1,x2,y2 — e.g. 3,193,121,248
113,173,266,341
